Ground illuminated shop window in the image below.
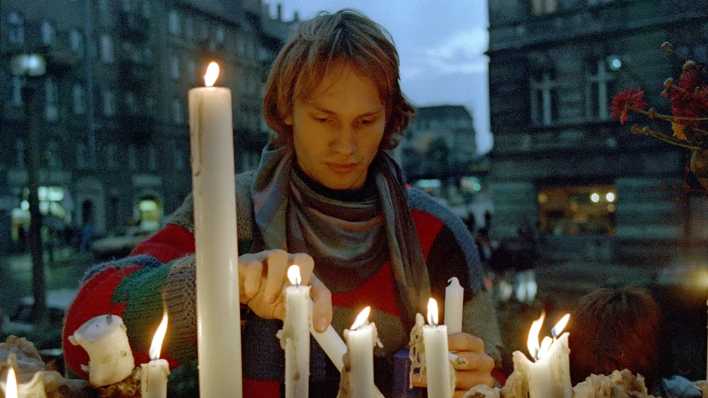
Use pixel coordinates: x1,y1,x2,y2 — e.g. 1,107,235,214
538,184,616,235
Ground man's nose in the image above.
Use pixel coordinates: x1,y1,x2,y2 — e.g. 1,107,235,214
330,127,356,155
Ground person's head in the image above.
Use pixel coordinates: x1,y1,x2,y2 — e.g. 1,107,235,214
569,287,661,386
263,9,414,190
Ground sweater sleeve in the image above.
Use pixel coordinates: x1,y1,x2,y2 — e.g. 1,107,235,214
62,223,199,378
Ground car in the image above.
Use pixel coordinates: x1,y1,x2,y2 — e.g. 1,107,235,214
90,226,152,260
1,289,77,349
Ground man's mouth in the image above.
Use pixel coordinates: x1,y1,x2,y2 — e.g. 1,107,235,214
326,162,358,173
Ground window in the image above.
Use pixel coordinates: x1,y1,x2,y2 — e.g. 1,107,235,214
72,84,86,114
11,77,23,107
142,0,151,18
199,21,209,41
128,145,138,169
168,10,180,35
170,55,180,79
77,143,89,169
148,145,157,170
45,79,58,122
585,59,616,121
537,184,617,235
144,47,154,64
530,70,558,126
121,0,132,12
530,0,558,15
98,0,111,20
45,142,62,168
100,34,114,63
172,98,184,124
174,142,185,170
69,29,83,54
106,144,119,169
102,90,116,116
41,20,55,46
8,12,24,44
185,16,194,39
125,91,138,114
16,139,25,168
216,26,225,44
146,97,156,115
187,59,197,83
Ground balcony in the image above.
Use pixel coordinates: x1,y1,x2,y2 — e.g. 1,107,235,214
119,12,149,41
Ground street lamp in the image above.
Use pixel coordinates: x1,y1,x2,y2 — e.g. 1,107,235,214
10,51,48,325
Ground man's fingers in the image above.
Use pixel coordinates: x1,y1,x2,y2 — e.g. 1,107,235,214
263,249,289,303
449,333,484,353
452,352,495,372
310,276,332,332
455,370,495,390
288,253,314,285
238,253,263,301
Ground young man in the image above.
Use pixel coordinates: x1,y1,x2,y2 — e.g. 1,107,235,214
63,9,502,397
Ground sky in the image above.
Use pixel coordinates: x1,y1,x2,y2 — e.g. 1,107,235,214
277,0,493,155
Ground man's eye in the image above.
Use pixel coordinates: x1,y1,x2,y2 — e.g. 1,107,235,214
313,116,329,123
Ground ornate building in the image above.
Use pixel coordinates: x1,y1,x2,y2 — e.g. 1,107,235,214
487,0,708,263
0,0,293,250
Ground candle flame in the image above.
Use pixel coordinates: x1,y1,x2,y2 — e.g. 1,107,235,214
526,312,545,360
537,336,553,360
426,298,439,326
149,312,169,360
351,306,371,330
287,265,302,286
551,313,570,338
204,62,220,87
5,367,18,398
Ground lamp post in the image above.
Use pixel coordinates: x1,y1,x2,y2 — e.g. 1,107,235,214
11,52,48,325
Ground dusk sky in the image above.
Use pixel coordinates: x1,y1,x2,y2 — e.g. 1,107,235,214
279,0,492,154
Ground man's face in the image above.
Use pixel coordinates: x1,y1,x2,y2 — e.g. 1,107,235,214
286,64,386,190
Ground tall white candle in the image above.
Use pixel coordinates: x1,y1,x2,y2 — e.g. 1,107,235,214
423,298,452,398
343,307,376,398
4,366,18,398
188,61,242,398
141,312,170,398
444,277,463,335
512,313,572,398
68,314,135,387
282,265,311,398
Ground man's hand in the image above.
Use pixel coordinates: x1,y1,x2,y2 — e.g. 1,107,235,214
412,332,495,397
238,249,333,332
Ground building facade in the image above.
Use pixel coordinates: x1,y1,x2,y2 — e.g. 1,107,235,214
0,0,293,251
487,0,708,263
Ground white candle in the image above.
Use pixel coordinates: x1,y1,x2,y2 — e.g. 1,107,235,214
188,61,242,397
282,265,311,398
141,312,170,398
444,277,463,335
512,313,572,398
4,366,18,398
423,298,452,398
68,314,135,387
343,307,376,398
705,299,707,397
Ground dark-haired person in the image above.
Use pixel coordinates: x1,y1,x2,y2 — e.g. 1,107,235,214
63,9,502,397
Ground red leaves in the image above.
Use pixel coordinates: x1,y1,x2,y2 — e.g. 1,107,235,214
662,61,708,125
610,89,647,125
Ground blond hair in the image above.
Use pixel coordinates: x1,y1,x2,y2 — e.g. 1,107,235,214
263,9,415,149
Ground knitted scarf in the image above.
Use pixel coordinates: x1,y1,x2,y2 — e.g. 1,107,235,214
251,143,431,325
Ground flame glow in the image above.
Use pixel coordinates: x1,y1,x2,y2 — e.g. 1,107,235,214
204,62,220,87
287,265,302,286
526,312,545,360
351,306,371,330
149,312,169,360
6,367,18,398
426,298,439,326
537,336,553,360
551,313,571,338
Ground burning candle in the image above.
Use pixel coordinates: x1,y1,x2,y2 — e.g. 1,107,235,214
141,312,170,398
512,313,572,398
188,61,242,397
343,307,377,398
282,265,311,398
444,277,463,335
68,314,135,387
423,298,452,398
4,366,18,398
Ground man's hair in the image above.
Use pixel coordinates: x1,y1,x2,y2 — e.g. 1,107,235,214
569,287,661,386
263,9,415,149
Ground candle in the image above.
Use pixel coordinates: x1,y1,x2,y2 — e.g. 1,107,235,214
342,307,377,398
282,265,311,398
444,277,463,335
4,366,18,398
512,313,572,398
423,298,453,398
141,312,170,398
188,61,242,397
68,314,135,387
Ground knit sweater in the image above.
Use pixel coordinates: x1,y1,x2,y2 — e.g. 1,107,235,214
62,171,503,397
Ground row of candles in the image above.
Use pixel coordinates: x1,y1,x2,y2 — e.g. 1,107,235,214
2,61,573,398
